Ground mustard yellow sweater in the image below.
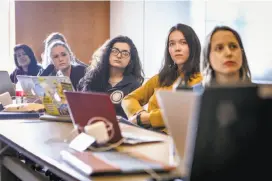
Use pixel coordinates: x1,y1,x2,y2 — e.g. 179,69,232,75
121,74,202,130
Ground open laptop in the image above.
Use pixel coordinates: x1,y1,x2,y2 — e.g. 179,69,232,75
64,91,164,144
0,71,15,97
157,84,272,180
17,75,73,121
61,91,173,176
188,85,272,181
156,89,201,177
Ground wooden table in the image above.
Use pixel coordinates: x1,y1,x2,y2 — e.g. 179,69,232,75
0,120,176,181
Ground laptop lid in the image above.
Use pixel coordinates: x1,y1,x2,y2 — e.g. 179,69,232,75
17,75,73,116
156,90,201,176
64,91,123,144
0,71,15,97
189,85,271,180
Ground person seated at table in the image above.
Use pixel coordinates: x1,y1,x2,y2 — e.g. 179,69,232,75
78,35,144,119
201,26,251,87
121,23,202,133
10,44,43,83
43,40,86,89
41,32,88,68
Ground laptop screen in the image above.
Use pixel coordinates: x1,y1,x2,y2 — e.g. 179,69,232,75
64,91,123,143
17,75,73,116
189,85,270,180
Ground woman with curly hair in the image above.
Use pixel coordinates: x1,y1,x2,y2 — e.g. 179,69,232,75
78,35,144,119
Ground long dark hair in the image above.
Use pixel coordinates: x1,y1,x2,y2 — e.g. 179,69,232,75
158,23,201,87
201,26,251,86
14,44,40,75
78,35,144,91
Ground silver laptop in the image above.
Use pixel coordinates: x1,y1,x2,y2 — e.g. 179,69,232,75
17,75,73,122
156,90,201,177
0,71,15,97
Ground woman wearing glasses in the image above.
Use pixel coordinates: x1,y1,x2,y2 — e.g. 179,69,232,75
78,35,144,119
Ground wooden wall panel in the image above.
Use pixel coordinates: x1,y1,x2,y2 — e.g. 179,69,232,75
15,1,110,64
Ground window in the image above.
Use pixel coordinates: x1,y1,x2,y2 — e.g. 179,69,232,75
192,1,272,81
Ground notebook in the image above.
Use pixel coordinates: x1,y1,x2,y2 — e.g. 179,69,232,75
17,75,73,121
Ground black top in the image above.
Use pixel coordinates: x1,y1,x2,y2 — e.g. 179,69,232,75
75,58,88,68
105,75,141,119
69,64,86,89
10,65,43,83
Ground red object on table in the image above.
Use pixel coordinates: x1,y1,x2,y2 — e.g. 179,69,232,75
16,90,24,97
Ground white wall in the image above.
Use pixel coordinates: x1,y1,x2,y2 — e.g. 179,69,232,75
110,1,144,69
144,1,191,78
0,0,15,73
110,1,192,78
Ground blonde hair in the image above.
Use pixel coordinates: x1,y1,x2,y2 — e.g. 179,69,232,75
201,26,251,87
44,40,75,69
42,32,67,69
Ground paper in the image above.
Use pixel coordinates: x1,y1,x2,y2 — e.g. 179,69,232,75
69,133,95,152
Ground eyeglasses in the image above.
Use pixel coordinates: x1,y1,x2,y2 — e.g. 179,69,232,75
110,48,130,58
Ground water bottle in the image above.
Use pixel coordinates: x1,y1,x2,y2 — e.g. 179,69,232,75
15,82,25,104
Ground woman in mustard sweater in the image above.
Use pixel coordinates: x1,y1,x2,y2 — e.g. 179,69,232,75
121,23,202,132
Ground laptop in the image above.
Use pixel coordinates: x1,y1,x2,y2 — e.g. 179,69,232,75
64,91,164,144
156,89,201,177
17,75,73,121
0,71,15,97
188,85,272,181
158,84,272,180
61,91,173,176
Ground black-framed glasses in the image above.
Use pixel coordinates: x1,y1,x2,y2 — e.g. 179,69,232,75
110,48,130,58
